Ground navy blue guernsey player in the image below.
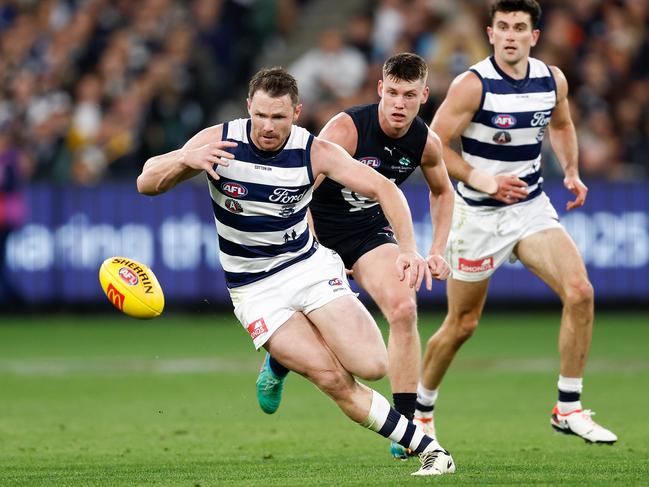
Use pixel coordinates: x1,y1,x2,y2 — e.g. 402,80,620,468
137,67,455,475
417,0,617,444
257,53,455,459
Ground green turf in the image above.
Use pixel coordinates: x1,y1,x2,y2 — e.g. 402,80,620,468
0,312,647,486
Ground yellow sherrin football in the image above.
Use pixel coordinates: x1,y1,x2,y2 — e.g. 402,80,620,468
99,257,165,319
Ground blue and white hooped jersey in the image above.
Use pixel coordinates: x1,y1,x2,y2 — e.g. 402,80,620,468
210,118,316,288
459,56,557,207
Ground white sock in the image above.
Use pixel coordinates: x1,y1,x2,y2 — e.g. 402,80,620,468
415,382,438,417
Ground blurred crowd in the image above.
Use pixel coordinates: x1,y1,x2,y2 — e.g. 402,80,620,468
0,0,648,191
0,0,303,187
293,0,649,180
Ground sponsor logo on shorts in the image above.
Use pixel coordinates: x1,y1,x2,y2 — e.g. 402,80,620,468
247,318,268,340
328,278,343,286
458,257,494,273
491,114,517,128
492,131,511,144
360,156,381,168
221,182,248,198
224,198,243,213
106,283,125,310
118,267,139,286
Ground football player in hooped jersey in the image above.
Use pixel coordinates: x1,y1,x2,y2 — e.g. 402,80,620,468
416,0,617,444
137,67,455,476
257,53,455,460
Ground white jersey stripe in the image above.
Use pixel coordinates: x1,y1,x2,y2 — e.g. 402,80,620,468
463,124,548,147
483,92,556,112
219,159,312,187
215,217,309,247
219,233,314,273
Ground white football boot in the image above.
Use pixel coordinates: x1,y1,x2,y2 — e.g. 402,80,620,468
411,444,455,476
551,406,617,444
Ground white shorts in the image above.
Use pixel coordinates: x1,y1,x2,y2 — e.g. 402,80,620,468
228,244,355,349
447,192,562,282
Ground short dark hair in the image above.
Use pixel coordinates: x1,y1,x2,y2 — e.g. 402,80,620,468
383,53,428,83
248,67,299,106
490,0,542,28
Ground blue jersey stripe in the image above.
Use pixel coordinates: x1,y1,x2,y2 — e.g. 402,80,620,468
212,199,307,232
465,170,541,192
461,136,541,162
218,229,310,258
224,241,319,287
211,177,311,204
472,109,552,127
461,184,543,207
482,77,555,95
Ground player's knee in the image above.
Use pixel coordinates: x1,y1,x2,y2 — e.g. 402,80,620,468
385,296,417,330
564,278,594,309
356,355,388,381
311,368,352,398
450,313,479,343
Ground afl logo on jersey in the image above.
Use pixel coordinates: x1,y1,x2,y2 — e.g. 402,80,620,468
221,182,248,198
360,157,381,169
491,114,517,129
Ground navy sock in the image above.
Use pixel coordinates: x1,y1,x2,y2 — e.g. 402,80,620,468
558,390,581,403
393,392,417,420
268,355,290,378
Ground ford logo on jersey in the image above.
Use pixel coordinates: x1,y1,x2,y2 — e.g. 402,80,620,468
491,114,517,128
221,182,248,198
360,157,381,168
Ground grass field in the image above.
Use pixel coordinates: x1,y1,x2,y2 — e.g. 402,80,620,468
1,311,648,486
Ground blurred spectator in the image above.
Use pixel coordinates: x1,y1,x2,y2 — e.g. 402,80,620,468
0,0,646,184
0,123,32,306
290,27,368,104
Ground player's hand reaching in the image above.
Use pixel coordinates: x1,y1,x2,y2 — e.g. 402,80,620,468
427,253,451,281
563,174,588,211
183,141,238,181
396,251,433,291
492,174,528,204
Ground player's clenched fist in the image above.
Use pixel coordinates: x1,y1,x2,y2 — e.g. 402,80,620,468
427,253,451,281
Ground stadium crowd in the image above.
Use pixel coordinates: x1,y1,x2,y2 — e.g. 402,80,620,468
0,0,648,188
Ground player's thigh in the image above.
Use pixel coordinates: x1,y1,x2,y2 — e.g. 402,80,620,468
264,311,343,377
514,228,589,298
352,243,417,318
306,294,387,376
446,277,490,325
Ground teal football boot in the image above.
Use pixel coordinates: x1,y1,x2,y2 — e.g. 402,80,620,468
390,441,411,460
256,353,286,414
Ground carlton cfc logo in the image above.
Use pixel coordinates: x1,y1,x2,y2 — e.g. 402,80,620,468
221,182,248,198
491,114,517,129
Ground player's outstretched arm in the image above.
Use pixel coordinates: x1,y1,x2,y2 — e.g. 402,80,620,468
137,125,237,196
310,137,432,291
548,66,587,211
432,73,528,204
421,128,453,280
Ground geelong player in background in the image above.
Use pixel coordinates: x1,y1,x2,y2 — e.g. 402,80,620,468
416,0,617,444
256,53,454,460
137,67,455,475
